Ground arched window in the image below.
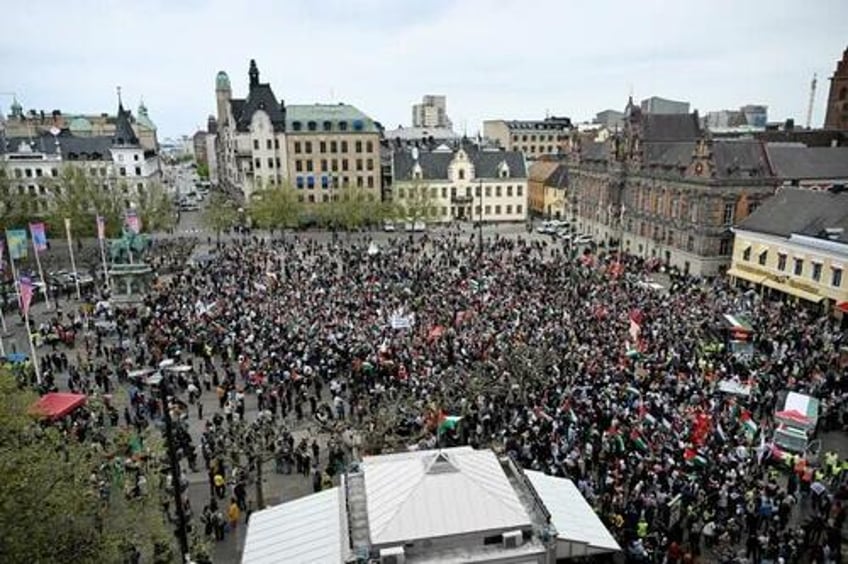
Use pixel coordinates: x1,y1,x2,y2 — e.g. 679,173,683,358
458,169,465,180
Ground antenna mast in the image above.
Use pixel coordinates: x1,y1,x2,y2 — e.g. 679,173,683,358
805,73,817,129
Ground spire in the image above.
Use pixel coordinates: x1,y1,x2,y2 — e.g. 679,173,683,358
113,98,138,146
249,59,260,88
117,85,123,112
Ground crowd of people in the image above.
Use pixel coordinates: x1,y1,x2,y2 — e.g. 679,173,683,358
9,227,848,563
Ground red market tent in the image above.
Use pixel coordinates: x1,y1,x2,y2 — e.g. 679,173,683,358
29,393,87,420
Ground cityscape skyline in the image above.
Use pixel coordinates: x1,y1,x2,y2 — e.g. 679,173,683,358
1,0,846,138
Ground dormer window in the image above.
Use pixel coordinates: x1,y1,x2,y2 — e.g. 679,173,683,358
292,121,302,131
323,121,332,131
339,121,348,131
307,121,317,131
501,170,508,178
458,169,465,180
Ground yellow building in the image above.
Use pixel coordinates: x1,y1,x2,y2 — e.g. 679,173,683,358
729,188,848,317
528,161,568,219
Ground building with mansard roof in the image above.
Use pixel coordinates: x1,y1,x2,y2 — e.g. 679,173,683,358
213,60,381,202
568,97,777,276
0,100,162,214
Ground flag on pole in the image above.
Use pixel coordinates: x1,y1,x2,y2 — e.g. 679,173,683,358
96,215,106,240
20,276,34,316
125,209,141,234
5,229,27,259
0,238,5,273
29,222,48,252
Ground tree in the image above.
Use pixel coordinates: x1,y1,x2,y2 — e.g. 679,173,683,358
46,166,124,238
399,181,438,225
0,165,33,233
134,182,177,234
196,162,210,180
315,185,385,232
248,183,303,232
0,370,173,562
201,192,239,244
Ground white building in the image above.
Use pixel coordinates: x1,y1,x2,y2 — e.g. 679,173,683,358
392,143,529,223
242,447,619,564
0,101,162,211
412,95,452,129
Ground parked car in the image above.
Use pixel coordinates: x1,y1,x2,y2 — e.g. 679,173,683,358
536,221,555,234
404,221,426,232
383,221,396,232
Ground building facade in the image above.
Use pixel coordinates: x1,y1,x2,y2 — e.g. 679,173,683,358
483,117,572,160
824,47,848,130
3,97,158,151
1,101,162,212
392,142,528,223
569,99,777,276
640,96,690,115
729,188,848,317
213,60,381,201
766,143,848,191
528,160,568,218
412,94,452,129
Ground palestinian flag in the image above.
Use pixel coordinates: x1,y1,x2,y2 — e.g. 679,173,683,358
438,413,462,434
533,406,553,423
740,410,758,436
630,430,648,452
683,448,708,467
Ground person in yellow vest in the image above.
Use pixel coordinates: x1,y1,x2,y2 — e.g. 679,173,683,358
637,516,648,539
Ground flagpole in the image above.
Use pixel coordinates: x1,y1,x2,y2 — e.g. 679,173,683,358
8,252,21,306
64,219,82,301
22,303,41,384
96,215,111,291
99,236,111,290
30,234,51,310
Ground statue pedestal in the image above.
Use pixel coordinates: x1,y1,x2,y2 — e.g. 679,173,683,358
108,263,154,303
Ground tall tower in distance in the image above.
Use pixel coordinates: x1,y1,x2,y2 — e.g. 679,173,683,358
824,46,848,130
215,71,232,126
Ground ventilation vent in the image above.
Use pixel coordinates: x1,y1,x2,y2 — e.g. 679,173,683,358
425,451,459,474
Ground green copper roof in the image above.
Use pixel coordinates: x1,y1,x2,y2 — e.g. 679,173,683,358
216,71,231,91
68,116,93,132
136,102,156,130
286,104,378,134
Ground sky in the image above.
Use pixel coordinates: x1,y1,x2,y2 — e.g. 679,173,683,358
1,0,846,140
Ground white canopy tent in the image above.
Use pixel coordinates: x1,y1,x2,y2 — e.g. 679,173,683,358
525,470,620,558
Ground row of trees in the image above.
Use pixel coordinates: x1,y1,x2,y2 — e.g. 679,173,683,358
202,181,442,239
0,165,176,237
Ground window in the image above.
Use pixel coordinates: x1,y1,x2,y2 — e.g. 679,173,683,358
266,139,272,150
296,176,304,189
307,176,315,188
833,268,843,288
366,141,373,152
321,175,329,189
475,185,481,197
495,185,502,197
295,160,302,172
506,185,513,197
275,139,280,149
119,167,126,176
306,160,313,172
506,205,512,214
51,168,58,177
267,158,273,169
465,186,471,197
777,253,787,271
687,236,695,252
398,188,406,199
305,141,312,153
742,247,751,261
320,159,328,171
812,262,822,282
459,169,465,180
308,194,315,203
307,121,317,131
294,141,302,154
485,205,492,215
723,202,735,225
331,159,338,171
253,139,259,150
356,177,363,188
135,166,142,176
319,141,326,153
367,176,374,188
516,205,523,215
451,186,456,197
25,168,32,178
495,205,502,214
516,185,523,197
275,158,281,168
356,159,363,171
342,159,349,171
339,121,348,131
485,186,492,197
794,258,803,276
254,158,261,169
758,250,767,266
366,158,374,171
355,140,362,153
441,187,447,198
297,195,305,202
330,141,338,153
14,169,21,178
341,141,348,152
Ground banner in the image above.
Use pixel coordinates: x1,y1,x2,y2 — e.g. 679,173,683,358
5,229,27,260
125,209,141,234
96,215,106,240
20,276,34,316
390,312,414,330
29,222,48,252
0,238,4,273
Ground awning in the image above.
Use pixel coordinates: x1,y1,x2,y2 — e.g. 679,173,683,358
835,302,848,314
726,268,766,285
525,470,620,558
29,393,87,420
761,278,823,303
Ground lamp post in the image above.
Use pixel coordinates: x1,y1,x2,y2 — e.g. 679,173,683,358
477,179,483,258
159,376,190,562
